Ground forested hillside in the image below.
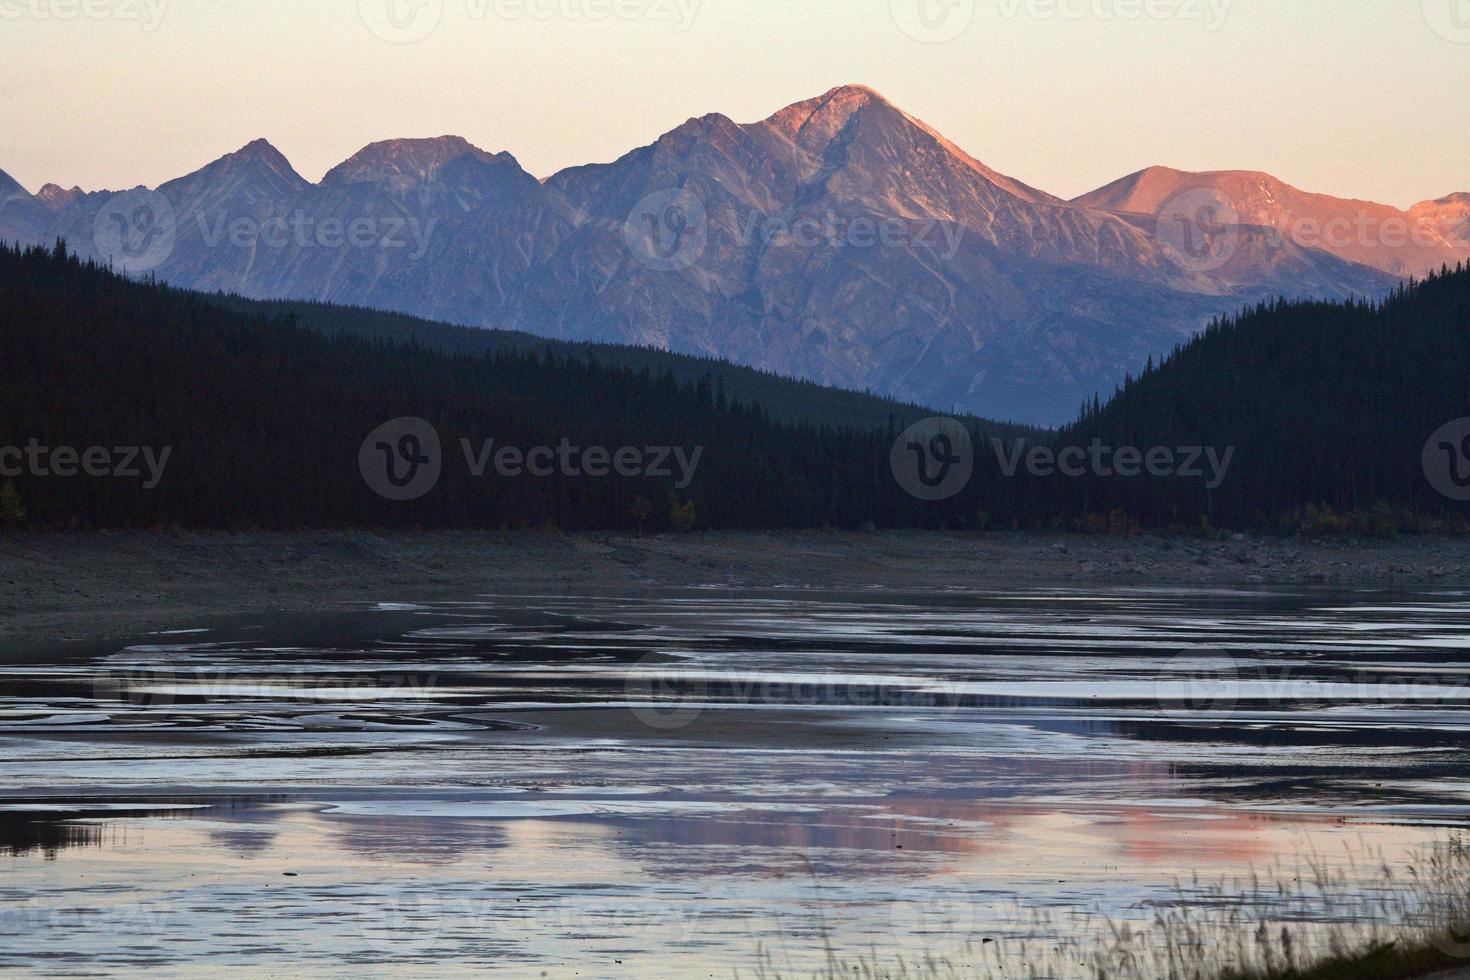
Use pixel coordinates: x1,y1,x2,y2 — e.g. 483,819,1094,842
1048,263,1470,529
0,241,945,530
211,295,1019,434
3,241,1467,533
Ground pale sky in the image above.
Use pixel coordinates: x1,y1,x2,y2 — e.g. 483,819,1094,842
1,0,1466,208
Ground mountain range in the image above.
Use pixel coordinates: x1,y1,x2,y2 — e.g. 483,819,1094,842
3,84,1466,424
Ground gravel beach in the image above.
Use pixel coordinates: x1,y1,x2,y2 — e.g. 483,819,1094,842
3,529,1468,645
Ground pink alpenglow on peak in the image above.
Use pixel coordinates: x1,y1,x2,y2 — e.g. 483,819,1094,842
322,137,521,190
1073,166,1470,278
1,85,1465,425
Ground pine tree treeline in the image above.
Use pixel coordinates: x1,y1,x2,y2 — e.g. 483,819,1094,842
0,241,959,531
1049,263,1470,530
209,290,1028,436
2,241,1468,532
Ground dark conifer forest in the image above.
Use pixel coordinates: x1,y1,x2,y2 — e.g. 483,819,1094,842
2,241,1467,532
1050,264,1470,531
211,293,1017,435
0,241,969,531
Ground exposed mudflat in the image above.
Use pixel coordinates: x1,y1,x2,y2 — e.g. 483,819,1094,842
5,585,1470,975
2,529,1469,644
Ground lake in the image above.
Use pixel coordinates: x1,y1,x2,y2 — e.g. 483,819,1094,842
3,587,1469,976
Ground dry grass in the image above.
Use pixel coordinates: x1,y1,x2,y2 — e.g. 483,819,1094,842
742,835,1470,980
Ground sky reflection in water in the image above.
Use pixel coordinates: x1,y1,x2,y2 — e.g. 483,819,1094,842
2,587,1469,975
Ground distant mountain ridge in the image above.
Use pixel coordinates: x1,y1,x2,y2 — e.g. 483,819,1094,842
1073,165,1470,279
2,84,1464,424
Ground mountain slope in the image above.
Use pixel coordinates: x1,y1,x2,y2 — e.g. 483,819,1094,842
517,85,1394,421
0,168,52,246
0,86,1437,424
1075,166,1470,278
211,293,1027,434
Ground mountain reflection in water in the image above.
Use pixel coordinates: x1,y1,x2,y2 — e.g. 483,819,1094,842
2,587,1469,975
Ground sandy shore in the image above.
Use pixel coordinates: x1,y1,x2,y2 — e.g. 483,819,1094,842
2,529,1469,645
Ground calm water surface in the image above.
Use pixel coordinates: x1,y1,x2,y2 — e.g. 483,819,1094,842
2,587,1470,976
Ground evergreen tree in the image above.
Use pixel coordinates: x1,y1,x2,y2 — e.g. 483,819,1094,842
0,481,26,530
628,496,653,533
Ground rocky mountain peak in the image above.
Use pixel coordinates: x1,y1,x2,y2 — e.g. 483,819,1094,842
764,84,896,145
322,136,516,189
216,138,308,186
36,183,83,209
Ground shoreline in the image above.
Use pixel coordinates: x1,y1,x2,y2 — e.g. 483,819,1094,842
3,529,1469,645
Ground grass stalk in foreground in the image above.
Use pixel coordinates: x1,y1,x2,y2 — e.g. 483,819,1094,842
742,835,1470,980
